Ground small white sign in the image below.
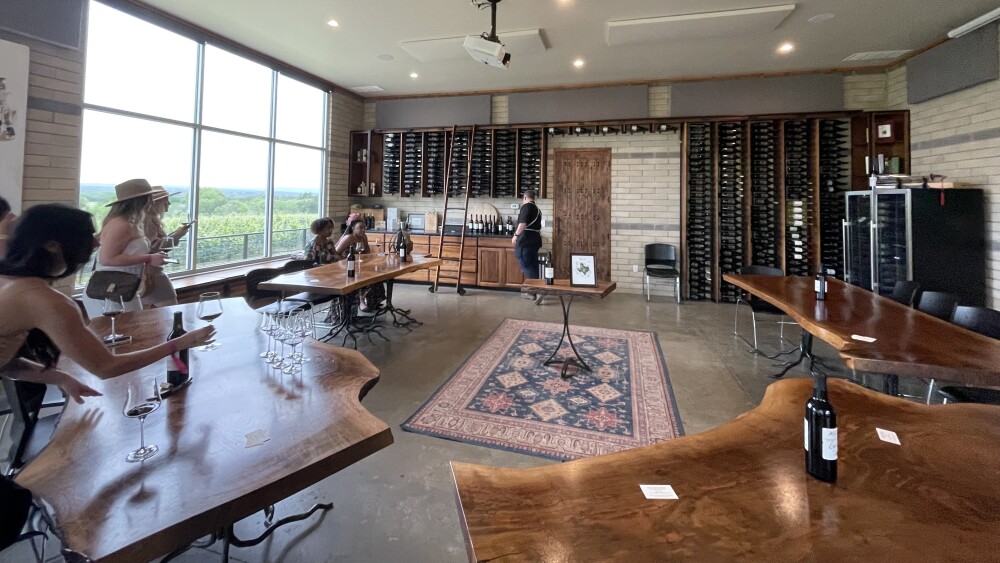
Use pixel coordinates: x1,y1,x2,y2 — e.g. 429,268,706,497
851,334,877,343
876,428,901,445
640,484,678,500
245,429,270,448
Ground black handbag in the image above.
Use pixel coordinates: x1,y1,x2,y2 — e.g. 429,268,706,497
0,476,32,550
84,269,143,302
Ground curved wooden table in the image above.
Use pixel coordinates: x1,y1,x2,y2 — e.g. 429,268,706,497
452,378,1000,562
15,299,393,562
724,275,1000,385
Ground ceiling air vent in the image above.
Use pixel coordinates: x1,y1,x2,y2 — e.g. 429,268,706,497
843,50,911,61
350,85,386,93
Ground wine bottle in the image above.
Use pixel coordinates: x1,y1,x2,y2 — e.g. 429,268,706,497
506,217,513,234
544,255,554,285
396,227,407,262
346,246,356,278
815,264,827,301
167,311,189,387
805,374,837,483
467,215,474,234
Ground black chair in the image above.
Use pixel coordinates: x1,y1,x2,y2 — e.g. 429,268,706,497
916,291,960,321
1,379,60,476
938,306,1000,405
643,244,680,303
243,268,311,316
733,265,795,354
888,280,921,307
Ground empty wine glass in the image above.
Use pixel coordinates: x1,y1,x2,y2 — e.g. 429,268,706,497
283,315,305,375
354,242,364,265
271,316,290,369
102,295,127,345
259,311,276,360
292,312,314,364
196,292,223,351
123,378,162,463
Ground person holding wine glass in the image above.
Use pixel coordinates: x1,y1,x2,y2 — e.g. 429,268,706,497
141,186,192,308
0,204,216,394
195,292,223,350
334,215,385,315
81,179,168,318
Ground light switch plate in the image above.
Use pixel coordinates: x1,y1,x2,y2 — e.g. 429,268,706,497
510,203,520,209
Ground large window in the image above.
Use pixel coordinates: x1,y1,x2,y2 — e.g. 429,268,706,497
79,1,327,283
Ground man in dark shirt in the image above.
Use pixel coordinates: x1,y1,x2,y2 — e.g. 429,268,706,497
511,190,542,296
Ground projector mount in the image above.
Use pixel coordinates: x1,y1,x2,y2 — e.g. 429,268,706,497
471,0,502,43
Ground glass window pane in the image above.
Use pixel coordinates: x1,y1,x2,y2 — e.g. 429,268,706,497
197,131,269,267
272,144,323,255
275,74,325,147
202,45,272,137
83,2,198,121
78,110,194,284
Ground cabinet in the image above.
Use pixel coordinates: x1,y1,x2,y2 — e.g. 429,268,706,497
348,131,383,197
477,239,524,288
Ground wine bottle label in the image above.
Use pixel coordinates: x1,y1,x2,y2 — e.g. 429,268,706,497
348,260,355,269
804,418,809,451
814,279,827,293
544,267,554,278
822,427,838,460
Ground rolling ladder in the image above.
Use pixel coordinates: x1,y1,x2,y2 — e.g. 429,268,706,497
431,124,476,295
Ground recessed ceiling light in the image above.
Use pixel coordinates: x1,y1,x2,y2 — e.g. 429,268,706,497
377,53,394,61
777,42,795,54
808,13,835,24
327,19,339,28
573,58,585,68
409,72,419,79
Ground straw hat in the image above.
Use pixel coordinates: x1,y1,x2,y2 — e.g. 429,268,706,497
151,186,182,201
105,179,157,206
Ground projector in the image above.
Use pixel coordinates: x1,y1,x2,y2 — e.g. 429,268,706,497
464,35,510,69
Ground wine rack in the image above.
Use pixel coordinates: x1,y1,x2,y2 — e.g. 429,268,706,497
494,129,516,198
402,132,422,197
517,128,542,196
749,121,780,269
382,133,400,195
448,130,470,197
686,123,713,301
423,131,447,197
783,120,813,276
471,129,492,197
717,122,745,302
818,119,850,277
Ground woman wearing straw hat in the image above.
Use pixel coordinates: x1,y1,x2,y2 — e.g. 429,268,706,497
81,179,167,317
142,186,192,307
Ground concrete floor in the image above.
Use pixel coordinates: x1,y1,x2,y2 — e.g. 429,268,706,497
3,284,915,562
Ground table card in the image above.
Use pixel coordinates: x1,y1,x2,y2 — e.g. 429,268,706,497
245,429,270,448
640,484,678,500
876,428,901,445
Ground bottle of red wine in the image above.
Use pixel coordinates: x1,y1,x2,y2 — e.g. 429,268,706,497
506,216,514,234
805,374,837,483
544,255,554,285
815,263,827,301
396,227,407,262
346,246,356,278
167,311,189,387
467,215,474,234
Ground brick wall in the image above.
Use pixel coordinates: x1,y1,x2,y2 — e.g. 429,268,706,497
843,72,888,111
648,85,671,118
327,90,364,221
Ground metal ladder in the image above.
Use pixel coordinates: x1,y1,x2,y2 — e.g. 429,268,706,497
431,124,476,295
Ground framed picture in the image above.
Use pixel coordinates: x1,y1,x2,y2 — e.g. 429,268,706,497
877,124,894,140
570,253,597,287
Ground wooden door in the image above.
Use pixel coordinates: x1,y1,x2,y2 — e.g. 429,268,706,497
503,247,525,287
553,149,612,280
477,248,504,287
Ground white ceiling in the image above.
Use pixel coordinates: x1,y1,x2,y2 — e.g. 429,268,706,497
136,0,1000,97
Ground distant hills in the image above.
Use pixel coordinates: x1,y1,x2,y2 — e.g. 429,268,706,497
80,184,316,198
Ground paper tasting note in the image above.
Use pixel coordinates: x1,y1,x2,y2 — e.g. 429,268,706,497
245,429,270,448
851,334,877,343
876,428,901,445
640,485,679,500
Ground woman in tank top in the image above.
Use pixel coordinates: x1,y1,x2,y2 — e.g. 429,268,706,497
142,186,193,308
81,179,168,317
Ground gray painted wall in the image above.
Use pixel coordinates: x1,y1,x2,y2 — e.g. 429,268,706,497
0,0,86,50
375,95,491,129
670,74,845,117
507,85,648,123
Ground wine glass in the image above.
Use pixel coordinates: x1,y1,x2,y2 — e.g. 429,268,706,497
102,295,127,345
283,315,305,375
354,242,365,264
259,311,277,360
123,378,162,463
196,292,223,351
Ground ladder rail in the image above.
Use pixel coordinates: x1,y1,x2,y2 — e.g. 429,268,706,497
432,124,477,294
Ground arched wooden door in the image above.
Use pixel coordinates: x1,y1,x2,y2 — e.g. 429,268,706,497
552,148,612,281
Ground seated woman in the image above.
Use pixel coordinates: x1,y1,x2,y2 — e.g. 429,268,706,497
0,204,215,392
304,217,339,264
334,215,385,315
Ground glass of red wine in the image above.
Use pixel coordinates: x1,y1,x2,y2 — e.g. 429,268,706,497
102,295,129,345
195,291,223,351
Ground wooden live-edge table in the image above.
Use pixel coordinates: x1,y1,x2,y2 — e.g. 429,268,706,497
452,377,1000,562
723,275,1000,388
260,254,442,347
521,279,616,378
15,299,393,563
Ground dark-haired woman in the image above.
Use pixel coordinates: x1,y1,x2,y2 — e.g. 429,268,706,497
81,179,167,317
0,195,14,258
304,217,339,264
335,215,384,314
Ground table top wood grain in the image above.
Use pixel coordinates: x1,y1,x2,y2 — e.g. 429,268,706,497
452,377,1000,562
724,275,1000,385
259,254,442,295
521,279,616,298
15,299,392,562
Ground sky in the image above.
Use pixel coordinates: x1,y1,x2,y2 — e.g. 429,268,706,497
80,1,325,191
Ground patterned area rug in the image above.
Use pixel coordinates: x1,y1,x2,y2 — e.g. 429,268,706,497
402,318,684,461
